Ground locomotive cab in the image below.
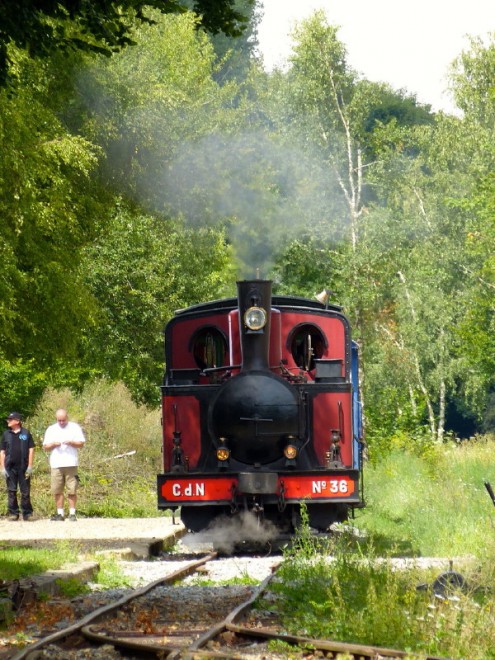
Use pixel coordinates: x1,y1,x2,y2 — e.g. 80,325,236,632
157,279,364,534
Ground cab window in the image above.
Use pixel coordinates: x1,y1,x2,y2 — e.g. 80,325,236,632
289,324,327,371
190,327,227,370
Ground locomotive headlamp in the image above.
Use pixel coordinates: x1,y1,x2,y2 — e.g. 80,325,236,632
216,438,230,462
216,446,230,461
284,444,298,460
244,306,267,331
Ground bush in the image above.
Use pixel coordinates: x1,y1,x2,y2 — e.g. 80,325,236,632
268,519,495,659
0,379,164,518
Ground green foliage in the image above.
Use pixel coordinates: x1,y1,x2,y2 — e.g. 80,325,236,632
0,542,80,581
454,167,495,418
94,557,134,589
55,578,90,598
0,359,49,420
359,441,495,558
450,35,495,124
190,573,257,586
268,516,495,658
289,11,356,133
199,0,261,83
275,544,420,648
0,50,105,370
0,0,253,86
80,205,234,404
271,237,343,299
78,12,242,208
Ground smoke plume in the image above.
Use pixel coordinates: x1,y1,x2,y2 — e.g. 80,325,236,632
157,131,340,277
181,510,279,554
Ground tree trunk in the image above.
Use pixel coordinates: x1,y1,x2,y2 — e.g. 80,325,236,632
437,379,446,442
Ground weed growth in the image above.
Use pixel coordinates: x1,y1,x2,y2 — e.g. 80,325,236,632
0,380,164,518
358,441,495,557
55,578,90,598
94,557,134,589
264,503,495,659
0,542,80,581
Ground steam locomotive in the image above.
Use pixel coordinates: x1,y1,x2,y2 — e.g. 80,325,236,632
157,279,364,533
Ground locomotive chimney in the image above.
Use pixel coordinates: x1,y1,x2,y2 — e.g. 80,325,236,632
237,279,272,372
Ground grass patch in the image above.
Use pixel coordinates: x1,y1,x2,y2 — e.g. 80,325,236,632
356,440,495,557
93,557,134,589
265,517,495,659
0,545,135,594
0,541,80,581
188,573,258,587
55,577,91,598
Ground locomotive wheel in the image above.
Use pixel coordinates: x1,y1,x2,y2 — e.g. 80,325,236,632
180,505,225,533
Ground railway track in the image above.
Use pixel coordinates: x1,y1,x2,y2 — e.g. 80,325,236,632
7,548,448,660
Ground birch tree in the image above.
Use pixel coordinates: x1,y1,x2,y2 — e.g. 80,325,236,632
287,11,364,250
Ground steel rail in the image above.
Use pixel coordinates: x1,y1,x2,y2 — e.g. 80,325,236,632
184,569,278,654
79,563,279,658
223,624,448,660
11,551,217,660
180,563,447,660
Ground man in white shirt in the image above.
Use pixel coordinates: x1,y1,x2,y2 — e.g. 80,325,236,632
43,409,85,521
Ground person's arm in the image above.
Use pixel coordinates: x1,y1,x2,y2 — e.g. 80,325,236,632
25,446,35,477
65,440,84,448
43,429,61,450
27,446,34,468
43,440,62,449
65,423,85,448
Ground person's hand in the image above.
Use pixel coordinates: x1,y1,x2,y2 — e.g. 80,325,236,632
1,468,7,478
25,467,33,478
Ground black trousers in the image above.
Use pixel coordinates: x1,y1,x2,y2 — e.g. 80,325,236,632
5,466,33,516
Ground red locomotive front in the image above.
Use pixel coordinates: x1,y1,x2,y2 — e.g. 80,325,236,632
157,280,364,533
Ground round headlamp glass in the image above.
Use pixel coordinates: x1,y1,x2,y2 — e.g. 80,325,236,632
284,444,298,460
216,447,230,461
244,306,267,330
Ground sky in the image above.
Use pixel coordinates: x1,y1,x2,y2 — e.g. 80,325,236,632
257,0,495,114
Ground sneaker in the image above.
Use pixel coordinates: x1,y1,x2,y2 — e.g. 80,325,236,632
68,514,77,521
50,513,65,521
8,514,19,521
22,514,33,521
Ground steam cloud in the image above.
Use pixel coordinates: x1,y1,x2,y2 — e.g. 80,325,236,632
156,131,342,277
181,510,279,554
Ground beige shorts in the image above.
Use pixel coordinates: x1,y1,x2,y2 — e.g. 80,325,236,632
51,467,79,496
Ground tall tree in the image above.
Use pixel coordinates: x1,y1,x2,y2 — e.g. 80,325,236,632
358,108,494,443
192,0,261,82
0,0,252,85
76,11,243,210
449,33,495,126
0,54,104,364
447,34,495,426
80,205,234,403
288,12,363,250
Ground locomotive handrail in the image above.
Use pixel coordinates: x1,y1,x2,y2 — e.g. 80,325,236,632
159,278,365,533
202,364,240,374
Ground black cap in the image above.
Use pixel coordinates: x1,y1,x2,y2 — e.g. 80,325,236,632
7,412,23,421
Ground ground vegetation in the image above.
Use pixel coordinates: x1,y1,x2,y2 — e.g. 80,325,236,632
2,403,495,658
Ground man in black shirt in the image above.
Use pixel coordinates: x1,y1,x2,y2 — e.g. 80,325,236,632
0,412,35,521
